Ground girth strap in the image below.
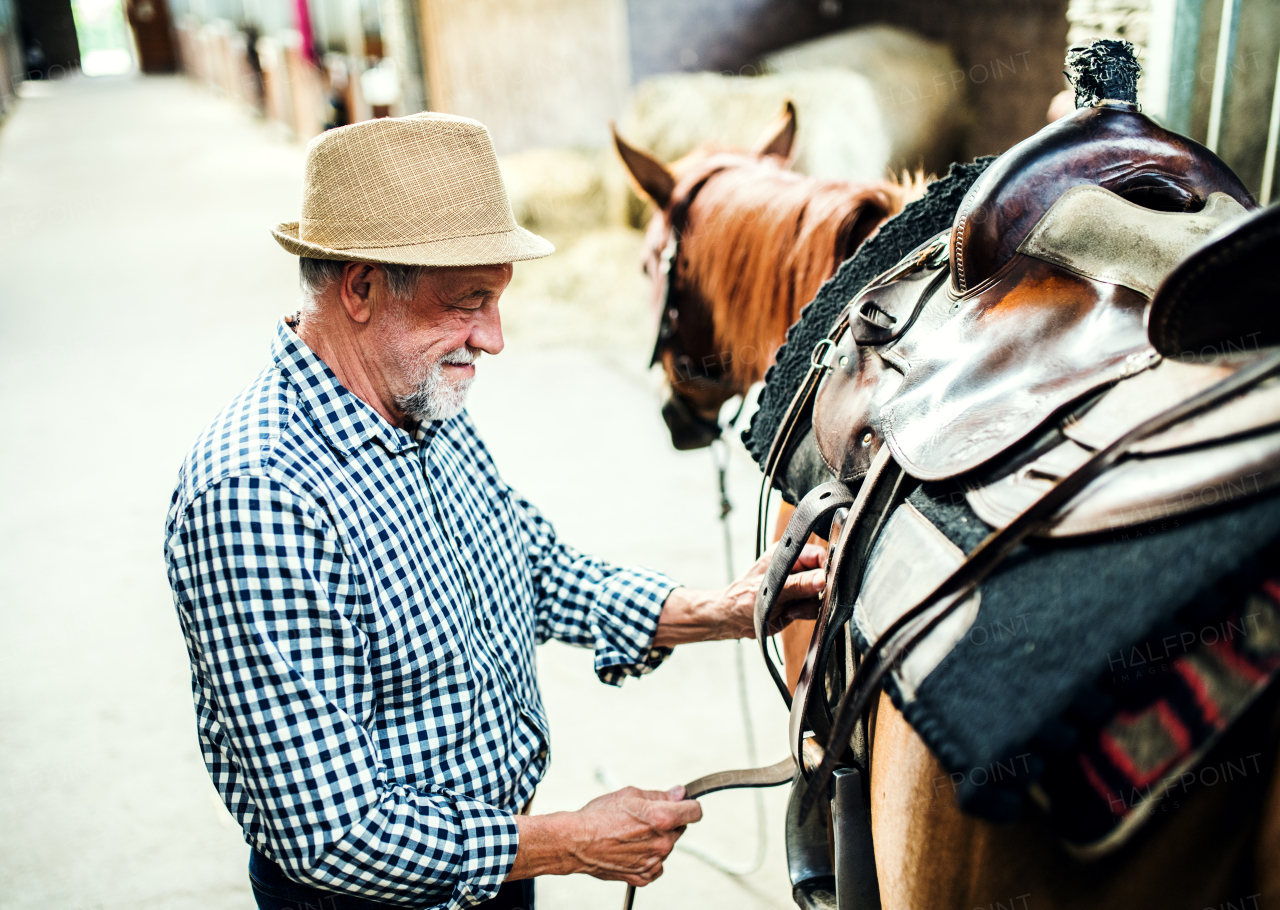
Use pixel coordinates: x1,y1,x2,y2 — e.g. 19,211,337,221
754,481,856,707
799,346,1280,821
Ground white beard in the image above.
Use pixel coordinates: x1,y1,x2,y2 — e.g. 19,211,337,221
396,347,478,422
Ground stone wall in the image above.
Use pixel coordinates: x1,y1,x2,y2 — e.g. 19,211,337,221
1066,0,1151,50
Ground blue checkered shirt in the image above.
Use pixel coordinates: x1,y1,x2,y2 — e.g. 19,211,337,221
164,319,676,908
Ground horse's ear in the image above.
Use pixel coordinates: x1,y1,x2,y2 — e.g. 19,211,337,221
754,99,798,162
611,122,675,210
611,122,680,211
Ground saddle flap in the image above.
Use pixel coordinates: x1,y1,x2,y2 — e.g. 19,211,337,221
964,353,1280,536
967,427,1280,536
1064,356,1280,454
880,254,1154,481
853,502,980,700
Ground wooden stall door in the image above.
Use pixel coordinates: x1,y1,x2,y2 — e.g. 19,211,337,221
126,0,177,73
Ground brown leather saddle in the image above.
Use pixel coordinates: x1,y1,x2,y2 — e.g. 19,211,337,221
759,94,1267,697
752,80,1280,890
813,99,1258,492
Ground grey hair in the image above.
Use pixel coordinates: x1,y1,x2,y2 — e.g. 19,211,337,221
298,257,430,308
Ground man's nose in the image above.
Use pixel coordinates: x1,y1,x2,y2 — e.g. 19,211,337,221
469,303,504,356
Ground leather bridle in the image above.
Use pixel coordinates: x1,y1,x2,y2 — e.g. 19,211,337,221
648,168,740,439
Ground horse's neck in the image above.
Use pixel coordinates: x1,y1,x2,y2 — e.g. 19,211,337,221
682,192,830,382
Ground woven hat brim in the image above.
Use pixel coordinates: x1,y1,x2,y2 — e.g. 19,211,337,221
271,221,554,267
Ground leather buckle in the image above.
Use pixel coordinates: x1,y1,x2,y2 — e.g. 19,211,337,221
811,338,837,370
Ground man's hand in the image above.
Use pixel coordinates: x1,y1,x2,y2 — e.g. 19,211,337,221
508,786,702,885
652,542,826,646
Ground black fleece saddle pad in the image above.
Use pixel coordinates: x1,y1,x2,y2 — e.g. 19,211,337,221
888,483,1280,850
744,157,995,469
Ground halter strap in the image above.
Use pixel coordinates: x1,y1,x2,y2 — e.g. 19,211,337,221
648,168,728,374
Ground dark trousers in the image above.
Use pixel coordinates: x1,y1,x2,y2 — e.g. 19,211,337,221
249,850,535,910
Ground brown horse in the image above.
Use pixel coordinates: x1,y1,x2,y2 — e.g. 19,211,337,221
612,103,920,452
614,104,921,691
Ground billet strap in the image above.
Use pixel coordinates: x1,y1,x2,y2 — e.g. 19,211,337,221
798,346,1280,820
754,480,856,708
621,757,796,910
756,316,851,557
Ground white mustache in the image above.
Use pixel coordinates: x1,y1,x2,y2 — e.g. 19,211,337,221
439,348,479,366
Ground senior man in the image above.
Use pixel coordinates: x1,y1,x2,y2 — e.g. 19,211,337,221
165,112,823,910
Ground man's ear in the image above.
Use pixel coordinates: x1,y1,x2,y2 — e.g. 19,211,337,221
338,262,378,323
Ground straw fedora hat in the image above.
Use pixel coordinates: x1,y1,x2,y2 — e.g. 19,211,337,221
272,112,553,267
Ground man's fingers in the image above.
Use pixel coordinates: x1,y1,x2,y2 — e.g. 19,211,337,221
792,542,827,571
660,798,703,828
626,861,664,887
778,567,826,603
646,801,699,832
766,599,819,634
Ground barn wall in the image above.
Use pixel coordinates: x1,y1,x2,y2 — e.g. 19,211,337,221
416,0,631,153
627,0,1071,160
627,0,850,80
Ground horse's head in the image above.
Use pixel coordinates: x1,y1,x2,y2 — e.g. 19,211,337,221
612,104,803,450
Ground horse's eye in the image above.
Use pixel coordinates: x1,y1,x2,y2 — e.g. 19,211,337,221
642,261,650,277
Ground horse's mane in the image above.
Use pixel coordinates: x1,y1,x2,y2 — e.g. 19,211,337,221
673,151,909,387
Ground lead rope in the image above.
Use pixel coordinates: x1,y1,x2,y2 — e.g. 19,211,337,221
705,435,769,877
618,405,769,909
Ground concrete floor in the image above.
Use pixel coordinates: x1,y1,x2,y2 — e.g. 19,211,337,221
0,75,797,909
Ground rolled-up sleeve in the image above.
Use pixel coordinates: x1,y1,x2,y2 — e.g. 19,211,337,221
510,490,677,685
166,475,517,908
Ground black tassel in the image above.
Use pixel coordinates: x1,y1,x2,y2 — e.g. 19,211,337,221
1065,39,1142,108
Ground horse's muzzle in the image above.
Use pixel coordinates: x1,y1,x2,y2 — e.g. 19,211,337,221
662,394,721,451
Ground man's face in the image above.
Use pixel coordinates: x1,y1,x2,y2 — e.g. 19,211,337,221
375,263,513,423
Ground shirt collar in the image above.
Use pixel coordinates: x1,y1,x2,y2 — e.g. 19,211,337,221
272,317,424,456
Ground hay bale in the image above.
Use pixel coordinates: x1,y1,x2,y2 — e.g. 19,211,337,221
762,24,971,176
617,68,890,181
500,147,608,235
610,68,890,225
